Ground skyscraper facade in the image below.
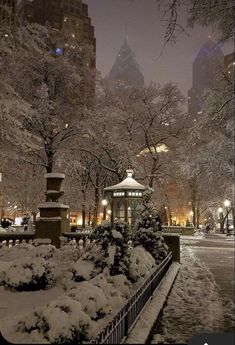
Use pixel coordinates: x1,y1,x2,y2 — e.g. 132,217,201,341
0,0,16,27
18,0,96,66
109,39,144,91
188,38,224,116
17,0,96,107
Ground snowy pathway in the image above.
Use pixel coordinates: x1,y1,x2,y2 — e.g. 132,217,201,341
151,240,235,344
184,235,235,301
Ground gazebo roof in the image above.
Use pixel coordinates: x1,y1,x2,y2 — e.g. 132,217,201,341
104,169,145,191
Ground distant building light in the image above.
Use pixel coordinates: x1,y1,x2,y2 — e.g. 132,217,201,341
72,33,75,38
233,62,235,66
228,71,231,74
4,34,8,37
64,17,67,22
55,48,63,56
188,96,191,99
65,123,68,128
197,111,203,115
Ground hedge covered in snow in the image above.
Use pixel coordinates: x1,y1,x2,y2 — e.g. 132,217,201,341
0,257,55,291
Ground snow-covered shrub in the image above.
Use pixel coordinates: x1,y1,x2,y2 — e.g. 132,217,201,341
17,297,93,344
67,282,112,320
90,274,127,312
71,221,132,283
0,257,55,291
106,274,132,298
0,242,35,261
71,258,101,282
93,220,132,278
132,188,169,264
129,246,155,281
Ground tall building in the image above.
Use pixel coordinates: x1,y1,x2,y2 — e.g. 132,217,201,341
17,0,96,107
188,38,224,116
18,0,96,66
109,39,144,91
0,0,16,27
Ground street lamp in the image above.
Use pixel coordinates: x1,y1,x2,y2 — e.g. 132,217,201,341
224,200,231,235
218,207,223,233
102,199,108,220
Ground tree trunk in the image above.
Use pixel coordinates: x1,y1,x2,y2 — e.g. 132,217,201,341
32,211,37,225
196,206,200,229
45,136,54,173
231,206,235,232
81,189,86,228
93,172,100,226
88,206,91,226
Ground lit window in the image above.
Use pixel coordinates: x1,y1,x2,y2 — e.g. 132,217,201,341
72,33,75,38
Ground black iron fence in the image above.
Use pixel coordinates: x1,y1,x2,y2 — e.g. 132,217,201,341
90,252,173,344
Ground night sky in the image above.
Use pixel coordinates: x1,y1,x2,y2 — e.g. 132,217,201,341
85,0,233,97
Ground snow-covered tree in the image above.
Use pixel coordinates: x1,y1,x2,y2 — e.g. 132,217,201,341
0,23,94,173
156,0,234,51
132,187,169,264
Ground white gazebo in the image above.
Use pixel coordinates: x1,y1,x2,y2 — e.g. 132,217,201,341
104,169,146,226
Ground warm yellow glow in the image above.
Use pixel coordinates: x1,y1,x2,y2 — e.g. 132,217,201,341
224,200,231,207
102,199,108,206
139,144,168,156
77,217,83,226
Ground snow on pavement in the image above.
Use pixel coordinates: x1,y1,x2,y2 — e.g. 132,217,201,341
151,247,235,344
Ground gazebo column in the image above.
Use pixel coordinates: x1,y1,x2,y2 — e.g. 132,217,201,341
111,199,114,225
125,198,128,223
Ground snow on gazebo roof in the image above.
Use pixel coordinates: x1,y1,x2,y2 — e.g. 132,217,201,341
104,169,145,191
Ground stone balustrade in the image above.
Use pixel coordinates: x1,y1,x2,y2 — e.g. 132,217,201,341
0,232,35,248
163,226,195,236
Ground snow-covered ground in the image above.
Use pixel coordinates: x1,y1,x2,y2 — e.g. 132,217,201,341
151,246,235,344
0,237,158,344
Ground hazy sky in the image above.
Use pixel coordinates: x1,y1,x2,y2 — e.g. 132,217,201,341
85,0,233,96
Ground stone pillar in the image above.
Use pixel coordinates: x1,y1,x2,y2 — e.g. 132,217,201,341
35,173,70,248
163,234,180,263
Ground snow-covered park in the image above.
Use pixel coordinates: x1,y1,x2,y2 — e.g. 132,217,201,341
0,204,169,344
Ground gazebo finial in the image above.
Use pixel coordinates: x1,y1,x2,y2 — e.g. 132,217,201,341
126,169,134,178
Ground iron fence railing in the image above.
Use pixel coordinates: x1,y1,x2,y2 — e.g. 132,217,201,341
90,252,173,344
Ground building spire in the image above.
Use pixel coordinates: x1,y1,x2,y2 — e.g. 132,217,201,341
124,20,128,43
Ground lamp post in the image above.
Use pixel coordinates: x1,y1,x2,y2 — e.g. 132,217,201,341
224,200,231,235
102,199,108,220
218,207,223,233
